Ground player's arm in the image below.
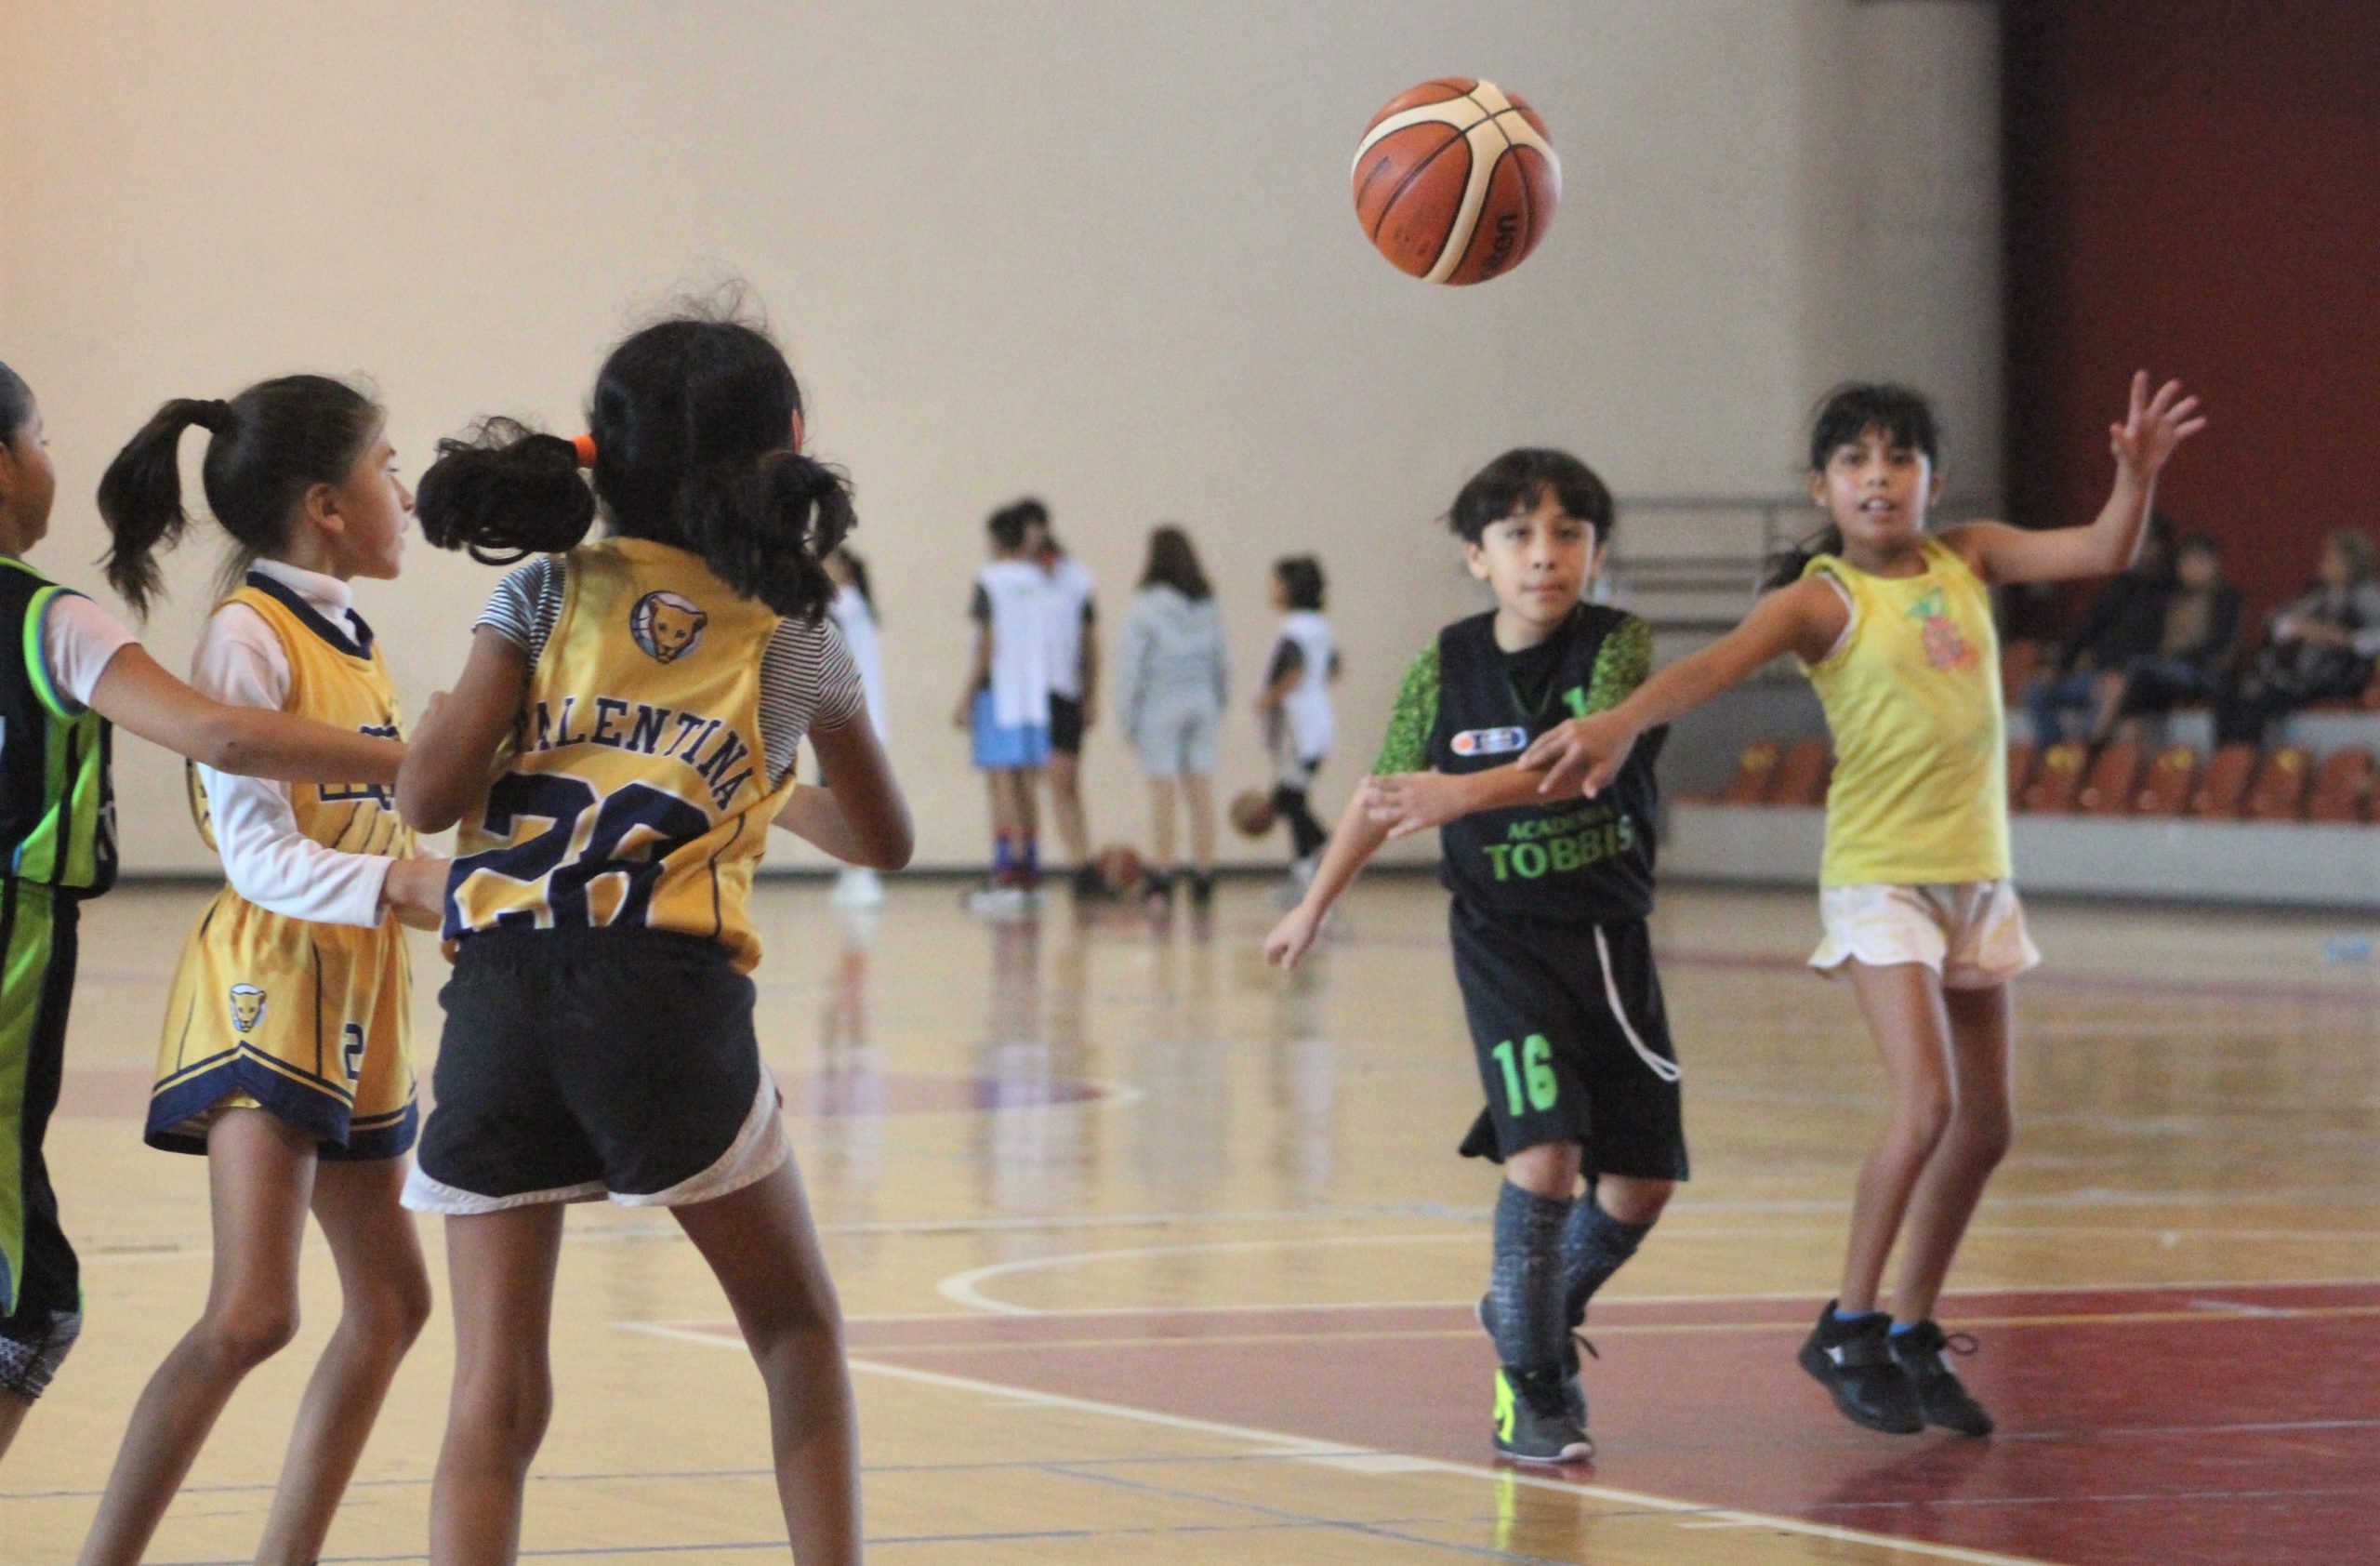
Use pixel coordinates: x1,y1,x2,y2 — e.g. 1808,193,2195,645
1950,372,2205,587
1256,642,1302,713
1525,580,1846,799
86,643,403,784
951,619,991,728
1076,602,1099,724
777,716,914,869
1262,790,1391,971
396,628,528,833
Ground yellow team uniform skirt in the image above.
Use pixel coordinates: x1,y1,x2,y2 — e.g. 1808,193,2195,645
146,889,416,1161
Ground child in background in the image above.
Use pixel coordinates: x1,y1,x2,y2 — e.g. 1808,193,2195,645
1520,376,2202,1438
1255,553,1338,891
78,376,445,1566
398,313,907,1566
824,545,889,909
1026,503,1104,896
0,362,407,1467
1117,524,1227,910
957,500,1051,911
1269,451,1679,1464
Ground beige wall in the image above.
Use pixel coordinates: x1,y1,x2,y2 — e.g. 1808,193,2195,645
0,0,1998,873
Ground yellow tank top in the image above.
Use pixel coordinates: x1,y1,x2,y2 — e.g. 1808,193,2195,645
446,537,793,971
1800,536,2009,887
189,576,413,861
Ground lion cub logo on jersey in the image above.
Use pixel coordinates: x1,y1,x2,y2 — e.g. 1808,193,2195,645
229,984,267,1034
630,591,708,664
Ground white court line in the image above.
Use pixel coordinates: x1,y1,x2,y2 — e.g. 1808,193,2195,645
935,1228,2380,1315
617,1321,2058,1566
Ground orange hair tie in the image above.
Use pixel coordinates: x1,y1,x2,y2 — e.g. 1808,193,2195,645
571,432,598,469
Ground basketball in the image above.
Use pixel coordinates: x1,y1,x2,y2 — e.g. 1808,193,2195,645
1352,77,1560,285
1093,843,1145,895
1229,788,1277,838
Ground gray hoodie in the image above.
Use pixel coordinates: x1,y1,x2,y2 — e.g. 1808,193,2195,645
1117,584,1228,736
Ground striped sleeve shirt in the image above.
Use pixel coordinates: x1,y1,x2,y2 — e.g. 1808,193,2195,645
478,556,867,788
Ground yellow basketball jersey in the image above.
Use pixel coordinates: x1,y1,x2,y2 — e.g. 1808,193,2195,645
1801,536,2010,888
447,537,795,972
151,575,418,1157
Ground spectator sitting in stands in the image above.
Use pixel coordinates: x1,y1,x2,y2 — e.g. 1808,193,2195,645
2025,515,2173,743
2100,532,2242,741
2215,527,2380,747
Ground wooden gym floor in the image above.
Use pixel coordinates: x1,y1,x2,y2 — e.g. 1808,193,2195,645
7,876,2378,1563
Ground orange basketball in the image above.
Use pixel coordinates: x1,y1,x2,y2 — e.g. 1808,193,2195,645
1093,843,1145,895
1352,78,1560,285
1229,789,1277,839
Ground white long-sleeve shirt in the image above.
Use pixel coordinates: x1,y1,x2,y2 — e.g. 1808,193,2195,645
190,559,392,926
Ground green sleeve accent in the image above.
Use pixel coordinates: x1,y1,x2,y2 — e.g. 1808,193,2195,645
21,587,77,720
1371,643,1440,775
1583,615,1652,716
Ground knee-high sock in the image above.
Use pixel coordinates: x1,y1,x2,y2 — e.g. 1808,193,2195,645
1489,1181,1573,1375
1561,1199,1654,1327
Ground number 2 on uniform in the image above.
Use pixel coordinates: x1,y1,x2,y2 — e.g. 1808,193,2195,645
1490,1034,1558,1115
342,1023,366,1084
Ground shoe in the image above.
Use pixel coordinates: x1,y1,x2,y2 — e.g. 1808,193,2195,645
1798,1302,1924,1434
1477,1294,1585,1426
1071,863,1111,899
1491,1366,1593,1464
1141,870,1175,911
1187,871,1215,910
830,867,883,909
1886,1320,1994,1437
964,882,1028,918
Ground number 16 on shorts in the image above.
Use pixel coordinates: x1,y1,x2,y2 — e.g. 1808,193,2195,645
1490,1033,1560,1116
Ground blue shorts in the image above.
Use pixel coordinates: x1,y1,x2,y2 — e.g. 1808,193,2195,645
972,690,1051,771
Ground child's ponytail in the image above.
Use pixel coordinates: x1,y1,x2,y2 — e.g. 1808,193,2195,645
416,418,599,565
1763,525,1844,593
97,398,236,617
680,448,854,621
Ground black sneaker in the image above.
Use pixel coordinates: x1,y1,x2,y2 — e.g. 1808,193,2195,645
1797,1302,1924,1434
1187,870,1215,910
1071,863,1111,900
1491,1366,1593,1464
1886,1320,1994,1437
1476,1294,1586,1425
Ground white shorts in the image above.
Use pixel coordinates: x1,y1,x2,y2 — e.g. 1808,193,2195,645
1809,881,2041,990
1133,697,1221,777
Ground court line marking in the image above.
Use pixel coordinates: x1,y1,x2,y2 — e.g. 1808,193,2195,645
619,1323,2060,1566
934,1229,2380,1315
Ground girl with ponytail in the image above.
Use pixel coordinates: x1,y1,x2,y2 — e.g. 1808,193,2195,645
0,364,405,1473
81,374,445,1566
399,313,908,1566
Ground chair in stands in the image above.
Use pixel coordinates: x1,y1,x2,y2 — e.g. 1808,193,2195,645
2242,745,2314,822
2000,639,2043,705
1715,739,1782,804
1769,737,1831,806
2133,743,2200,816
2305,747,2374,824
2006,740,2038,801
2020,740,2089,814
2189,743,2258,819
2076,740,2142,816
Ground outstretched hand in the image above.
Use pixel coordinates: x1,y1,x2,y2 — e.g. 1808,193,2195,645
2109,370,2207,480
1519,713,1635,800
1359,771,1467,841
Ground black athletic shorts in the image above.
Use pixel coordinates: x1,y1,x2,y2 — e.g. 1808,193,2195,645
406,926,783,1214
1048,694,1086,756
1449,901,1688,1178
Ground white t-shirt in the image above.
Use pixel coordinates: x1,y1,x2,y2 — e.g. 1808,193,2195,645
39,592,138,710
826,585,888,741
1267,609,1336,762
970,560,1051,729
1040,554,1096,701
191,559,392,927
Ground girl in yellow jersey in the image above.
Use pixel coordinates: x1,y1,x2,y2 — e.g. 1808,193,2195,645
399,313,911,1566
78,377,448,1566
1517,375,2204,1441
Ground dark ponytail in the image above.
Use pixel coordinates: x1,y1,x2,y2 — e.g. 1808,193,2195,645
679,447,853,620
98,375,381,619
416,418,597,565
1762,525,1844,592
424,312,851,618
0,360,34,445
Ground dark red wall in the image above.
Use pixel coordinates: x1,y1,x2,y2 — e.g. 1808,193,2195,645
2003,0,2380,623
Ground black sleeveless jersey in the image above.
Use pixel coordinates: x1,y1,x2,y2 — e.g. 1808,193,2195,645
0,558,116,894
1426,605,1659,922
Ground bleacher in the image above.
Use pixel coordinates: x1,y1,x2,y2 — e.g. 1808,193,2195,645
1659,641,2380,909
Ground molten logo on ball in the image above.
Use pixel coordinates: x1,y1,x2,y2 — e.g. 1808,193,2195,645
1352,78,1561,285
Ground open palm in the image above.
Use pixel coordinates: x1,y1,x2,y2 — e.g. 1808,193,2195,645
2110,370,2207,477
